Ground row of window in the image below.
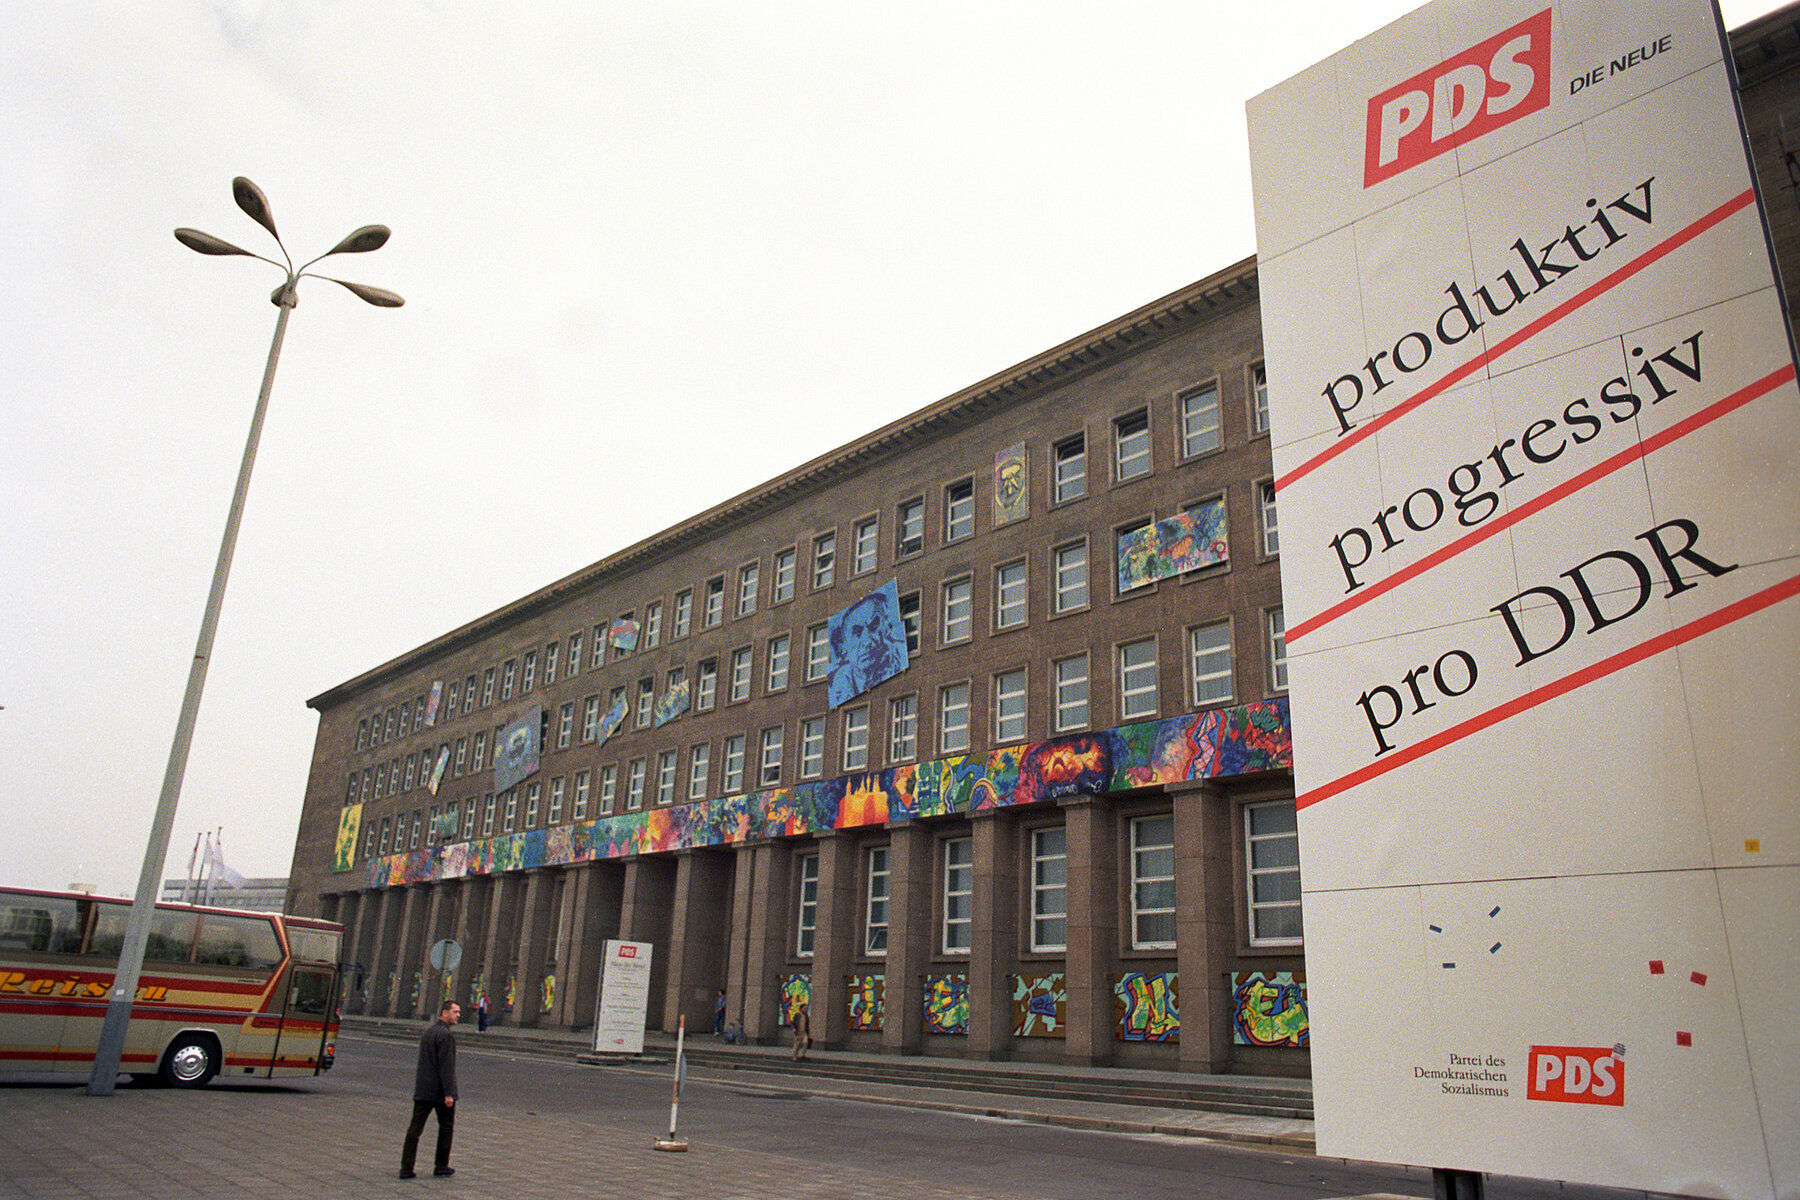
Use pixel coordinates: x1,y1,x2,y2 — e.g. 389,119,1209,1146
790,801,1299,962
346,610,1289,810
352,476,1281,761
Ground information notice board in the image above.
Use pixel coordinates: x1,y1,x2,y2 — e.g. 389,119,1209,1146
1247,2,1798,1195
592,939,653,1055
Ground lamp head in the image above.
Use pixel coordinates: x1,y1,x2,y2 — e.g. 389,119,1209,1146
232,177,280,243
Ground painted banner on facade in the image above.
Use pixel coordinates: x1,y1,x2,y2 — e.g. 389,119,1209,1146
994,442,1029,525
1116,498,1229,592
1248,2,1798,1195
827,579,909,708
592,939,653,1054
493,706,542,793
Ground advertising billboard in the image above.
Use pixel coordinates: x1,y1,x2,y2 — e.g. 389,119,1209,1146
1248,2,1797,1195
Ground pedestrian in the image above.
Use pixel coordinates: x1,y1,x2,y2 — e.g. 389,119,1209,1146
790,1000,811,1061
713,988,727,1037
476,989,490,1033
400,999,460,1179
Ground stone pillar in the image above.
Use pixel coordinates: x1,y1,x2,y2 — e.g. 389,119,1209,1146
1061,794,1117,1066
882,823,932,1055
452,876,492,1011
419,884,451,1009
739,841,793,1043
1174,782,1237,1073
663,850,734,1035
810,832,857,1048
367,886,404,1015
477,875,521,1023
968,810,1019,1060
514,869,557,1027
619,858,676,1031
562,862,624,1031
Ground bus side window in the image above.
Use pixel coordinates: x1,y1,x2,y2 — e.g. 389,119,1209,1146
194,914,282,970
288,968,332,1015
0,893,83,954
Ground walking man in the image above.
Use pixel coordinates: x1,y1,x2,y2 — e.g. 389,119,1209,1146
400,999,460,1179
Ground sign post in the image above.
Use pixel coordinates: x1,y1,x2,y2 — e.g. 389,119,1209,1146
592,939,653,1056
1248,3,1798,1196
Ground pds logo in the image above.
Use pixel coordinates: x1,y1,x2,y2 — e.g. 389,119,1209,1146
1364,8,1552,187
1527,1044,1625,1106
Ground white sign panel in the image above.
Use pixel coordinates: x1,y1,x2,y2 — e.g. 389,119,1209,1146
1248,1,1798,1196
592,939,653,1055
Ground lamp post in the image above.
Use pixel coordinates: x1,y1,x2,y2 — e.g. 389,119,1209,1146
87,178,402,1096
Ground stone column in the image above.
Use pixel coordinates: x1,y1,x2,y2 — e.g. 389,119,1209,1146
739,841,793,1043
810,832,857,1048
562,862,624,1031
1174,782,1237,1073
514,869,557,1027
968,809,1019,1059
1061,794,1117,1066
882,822,932,1055
619,858,676,1031
663,850,734,1035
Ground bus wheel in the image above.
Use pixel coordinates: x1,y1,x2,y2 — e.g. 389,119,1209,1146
161,1035,218,1088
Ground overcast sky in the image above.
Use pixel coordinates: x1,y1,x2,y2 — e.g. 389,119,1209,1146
2,0,1783,897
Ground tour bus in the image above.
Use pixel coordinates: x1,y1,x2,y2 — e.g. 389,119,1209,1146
0,886,342,1087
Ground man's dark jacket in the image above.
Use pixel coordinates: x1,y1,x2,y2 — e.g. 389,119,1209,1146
413,1020,458,1104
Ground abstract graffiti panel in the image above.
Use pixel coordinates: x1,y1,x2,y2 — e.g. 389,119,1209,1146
493,706,543,793
780,973,811,1026
846,973,885,1031
1010,973,1066,1037
924,973,969,1035
1117,498,1229,592
1112,972,1179,1042
1230,971,1309,1047
334,804,362,873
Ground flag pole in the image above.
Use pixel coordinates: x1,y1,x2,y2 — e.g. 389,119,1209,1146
653,1015,689,1152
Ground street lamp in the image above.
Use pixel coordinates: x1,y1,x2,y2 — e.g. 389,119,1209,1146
87,178,402,1096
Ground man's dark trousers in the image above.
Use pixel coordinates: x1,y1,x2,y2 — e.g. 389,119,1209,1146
401,1099,454,1174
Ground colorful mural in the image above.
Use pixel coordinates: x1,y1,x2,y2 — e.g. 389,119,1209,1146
993,442,1028,525
428,746,450,796
1113,972,1179,1042
503,971,517,1012
827,580,909,708
780,973,811,1026
846,974,884,1031
364,699,1290,890
541,973,557,1014
1010,973,1066,1037
424,679,443,727
1231,972,1309,1047
334,804,362,873
597,693,628,747
494,706,542,792
409,971,422,1010
924,973,969,1034
609,618,639,653
653,679,691,728
1117,498,1229,592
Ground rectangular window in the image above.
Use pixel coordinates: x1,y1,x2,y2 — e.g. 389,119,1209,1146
1179,382,1222,457
737,562,759,616
398,704,411,739
941,577,972,644
503,789,518,832
796,853,819,957
454,738,468,776
470,732,486,772
703,577,724,628
1120,638,1159,719
1031,826,1068,952
481,796,496,837
1246,801,1302,944
766,634,791,692
557,702,574,749
759,726,784,786
1054,654,1089,731
994,668,1027,744
942,837,973,954
995,560,1027,630
656,750,678,805
897,497,924,557
1053,434,1086,503
773,548,796,603
673,589,692,639
643,600,663,649
544,641,559,686
695,659,718,712
1260,480,1280,557
566,631,582,677
944,479,974,542
729,647,752,702
463,674,478,714
522,650,537,693
599,765,617,815
1190,621,1234,706
842,706,869,771
812,532,836,591
626,759,646,811
1252,363,1270,434
1267,608,1288,692
865,845,890,955
723,735,745,793
635,678,655,729
889,694,917,763
688,743,710,800
582,695,601,742
502,659,517,699
939,683,970,753
592,625,608,667
898,591,921,656
852,516,878,575
805,623,829,682
1114,410,1151,482
409,812,423,849
462,801,476,841
1132,814,1177,949
799,716,825,779
403,755,417,792
1051,546,1087,618
548,777,565,825
384,707,396,740
481,667,496,707
356,719,368,751
572,771,589,821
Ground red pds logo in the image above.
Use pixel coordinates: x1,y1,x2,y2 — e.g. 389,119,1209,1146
1364,8,1552,187
618,945,638,959
1527,1045,1625,1106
